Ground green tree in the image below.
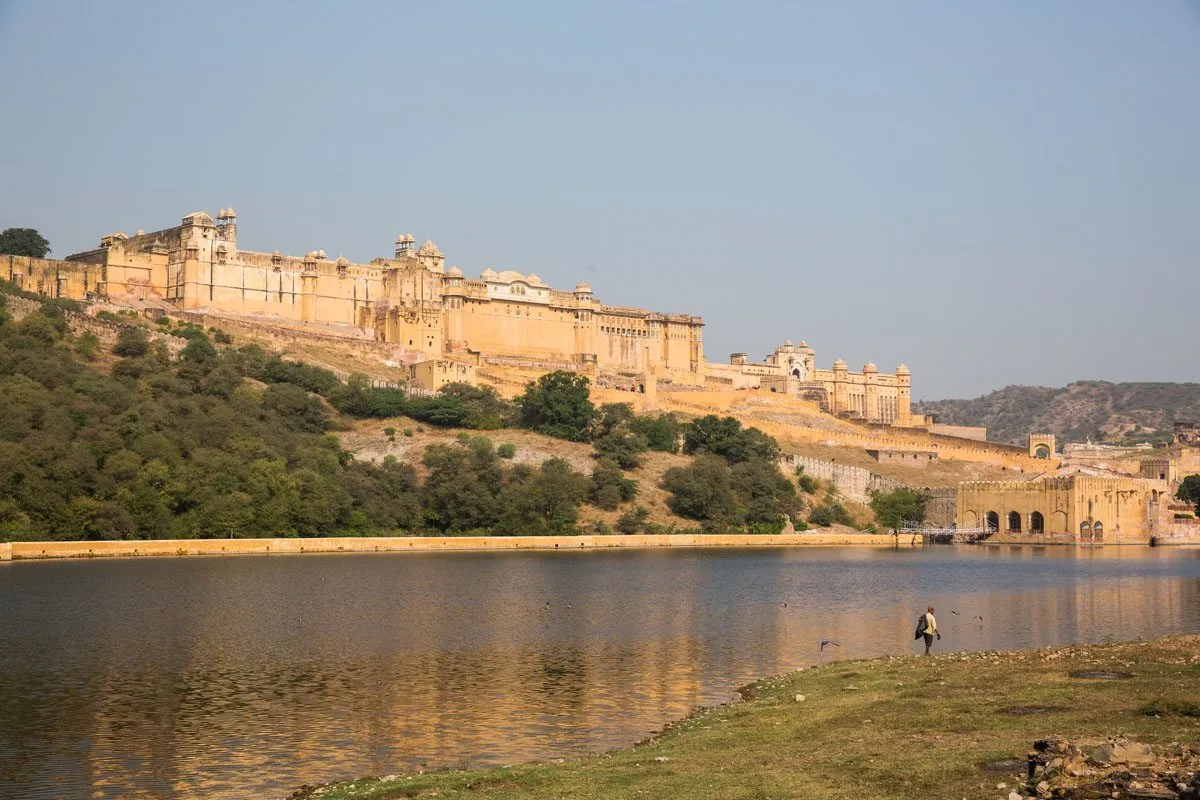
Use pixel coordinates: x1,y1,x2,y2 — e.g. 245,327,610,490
628,412,682,453
731,459,800,528
682,415,779,464
516,370,599,442
112,327,150,358
869,487,929,532
589,458,638,510
661,454,742,531
497,458,589,535
0,228,50,258
1177,474,1200,515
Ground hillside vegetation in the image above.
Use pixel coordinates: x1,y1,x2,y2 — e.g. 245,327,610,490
0,283,858,541
915,381,1200,445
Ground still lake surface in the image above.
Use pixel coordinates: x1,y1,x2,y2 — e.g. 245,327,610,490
2,544,1199,799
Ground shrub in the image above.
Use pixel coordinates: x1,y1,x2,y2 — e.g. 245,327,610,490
589,520,612,535
212,330,233,345
403,428,414,438
628,413,682,453
112,327,150,358
616,505,650,534
796,470,820,494
456,432,471,444
589,458,638,510
384,427,396,441
808,501,853,528
155,316,170,326
75,331,100,361
497,442,516,458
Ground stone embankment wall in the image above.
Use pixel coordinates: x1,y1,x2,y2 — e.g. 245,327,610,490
0,532,913,561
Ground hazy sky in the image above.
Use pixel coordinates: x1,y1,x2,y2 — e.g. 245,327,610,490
2,1,1197,399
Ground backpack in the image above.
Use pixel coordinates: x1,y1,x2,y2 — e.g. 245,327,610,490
914,615,927,640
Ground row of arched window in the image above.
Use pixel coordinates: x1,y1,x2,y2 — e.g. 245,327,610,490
981,510,1102,538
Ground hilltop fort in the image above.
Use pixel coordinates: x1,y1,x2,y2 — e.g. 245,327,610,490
5,208,912,423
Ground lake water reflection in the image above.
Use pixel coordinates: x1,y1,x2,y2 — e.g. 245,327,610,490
2,545,1199,799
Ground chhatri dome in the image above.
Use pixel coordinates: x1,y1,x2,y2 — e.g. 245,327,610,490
832,357,847,369
446,265,463,277
863,361,878,373
896,363,910,375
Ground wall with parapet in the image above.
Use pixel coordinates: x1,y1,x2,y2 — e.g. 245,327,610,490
929,423,988,442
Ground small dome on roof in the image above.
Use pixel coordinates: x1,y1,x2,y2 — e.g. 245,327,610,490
136,229,145,236
335,255,349,266
863,361,878,373
783,339,793,347
798,340,808,348
526,272,543,285
316,249,327,259
447,265,463,277
480,267,498,279
833,358,847,369
896,363,910,375
225,207,236,217
418,239,438,255
395,234,406,245
218,208,227,217
272,249,282,259
574,281,592,293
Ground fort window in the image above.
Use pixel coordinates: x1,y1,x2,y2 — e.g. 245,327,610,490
986,511,1000,532
1030,511,1044,533
1007,511,1022,533
1092,521,1103,539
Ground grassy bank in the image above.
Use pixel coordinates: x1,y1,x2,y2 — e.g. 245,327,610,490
294,636,1200,800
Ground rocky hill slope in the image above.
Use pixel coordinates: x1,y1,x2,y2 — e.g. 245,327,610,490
914,381,1200,445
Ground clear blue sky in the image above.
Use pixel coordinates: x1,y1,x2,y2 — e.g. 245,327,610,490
2,1,1198,399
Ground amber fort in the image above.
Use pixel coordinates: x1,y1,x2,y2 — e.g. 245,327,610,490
4,207,911,422
5,208,1200,546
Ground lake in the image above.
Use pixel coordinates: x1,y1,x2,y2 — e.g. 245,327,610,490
2,545,1198,799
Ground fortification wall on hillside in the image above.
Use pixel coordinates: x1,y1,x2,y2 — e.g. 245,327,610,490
780,455,957,526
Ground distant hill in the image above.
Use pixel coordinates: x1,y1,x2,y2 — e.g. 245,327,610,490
913,382,1200,446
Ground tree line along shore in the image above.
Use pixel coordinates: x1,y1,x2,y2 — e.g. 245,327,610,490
293,635,1200,800
0,280,928,544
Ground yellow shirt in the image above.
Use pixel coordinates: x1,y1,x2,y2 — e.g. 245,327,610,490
924,612,938,634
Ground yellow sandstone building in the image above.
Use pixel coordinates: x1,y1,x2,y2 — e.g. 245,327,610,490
3,208,908,421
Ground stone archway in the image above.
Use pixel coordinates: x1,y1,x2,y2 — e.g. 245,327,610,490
1034,444,1050,459
1007,511,1022,533
1092,521,1103,541
1030,511,1044,533
986,511,1000,532
1080,521,1092,541
1050,510,1067,533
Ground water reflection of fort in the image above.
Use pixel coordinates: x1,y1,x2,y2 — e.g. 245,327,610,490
1,549,1198,799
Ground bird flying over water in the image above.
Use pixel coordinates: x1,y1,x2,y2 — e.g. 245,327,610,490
950,610,960,616
974,615,984,622
820,639,840,652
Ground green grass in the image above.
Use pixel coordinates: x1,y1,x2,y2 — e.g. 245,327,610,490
295,636,1200,800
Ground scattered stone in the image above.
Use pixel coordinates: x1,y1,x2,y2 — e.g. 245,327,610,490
1036,779,1049,794
1008,792,1024,800
794,694,806,702
653,756,669,763
1092,741,1156,766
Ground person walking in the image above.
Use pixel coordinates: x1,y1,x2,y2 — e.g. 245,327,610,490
916,606,940,655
